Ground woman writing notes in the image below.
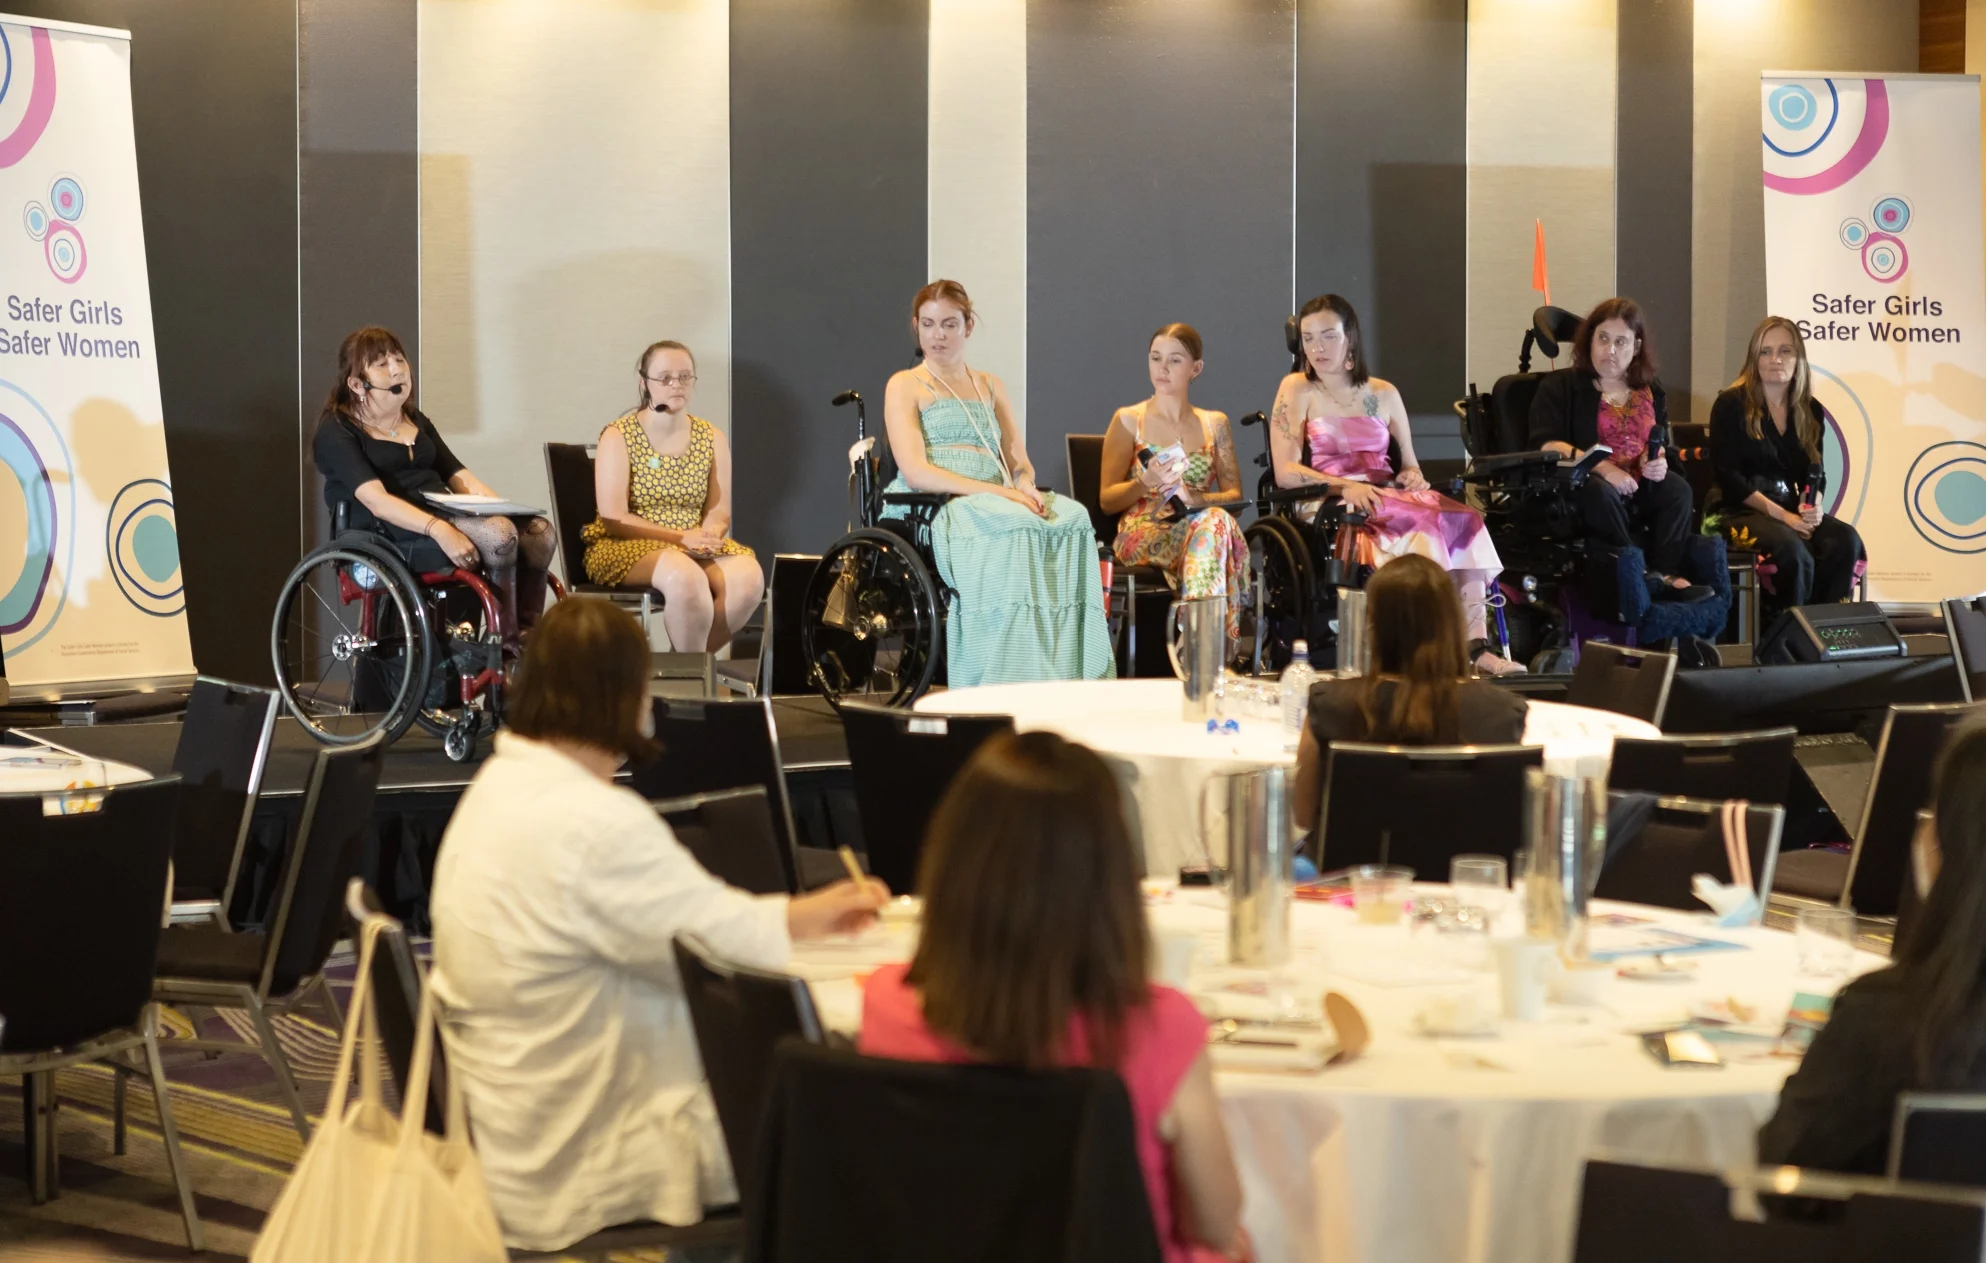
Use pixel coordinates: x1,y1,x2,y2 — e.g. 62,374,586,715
1267,294,1522,676
1098,323,1248,642
882,280,1114,685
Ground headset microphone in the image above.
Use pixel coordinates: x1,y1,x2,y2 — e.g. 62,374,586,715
359,381,405,396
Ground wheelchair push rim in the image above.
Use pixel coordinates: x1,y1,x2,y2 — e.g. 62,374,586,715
1243,515,1316,675
270,543,433,745
801,527,943,710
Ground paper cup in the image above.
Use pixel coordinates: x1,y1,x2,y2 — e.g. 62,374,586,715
1152,927,1199,988
1493,936,1556,1021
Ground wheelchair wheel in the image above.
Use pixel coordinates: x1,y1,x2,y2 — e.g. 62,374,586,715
270,542,433,745
801,528,943,709
410,577,505,749
1243,517,1318,675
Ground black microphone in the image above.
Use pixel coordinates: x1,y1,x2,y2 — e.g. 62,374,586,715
1136,449,1190,523
359,381,405,396
653,397,670,412
832,390,861,408
1803,461,1825,511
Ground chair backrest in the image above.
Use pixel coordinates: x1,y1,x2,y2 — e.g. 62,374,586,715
1892,1093,1986,1187
655,786,790,896
671,934,824,1206
1485,373,1545,456
1566,642,1678,727
0,777,181,1053
1318,743,1544,874
838,702,1016,895
629,696,800,891
752,1040,1162,1263
1943,599,1986,704
1574,1158,1986,1263
1593,794,1785,911
764,553,823,696
542,442,599,584
261,739,387,997
1064,434,1119,548
1604,727,1798,806
169,675,279,906
1844,702,1977,917
343,879,448,1135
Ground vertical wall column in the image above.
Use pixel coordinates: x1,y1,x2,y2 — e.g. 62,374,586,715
1616,0,1693,420
731,0,928,554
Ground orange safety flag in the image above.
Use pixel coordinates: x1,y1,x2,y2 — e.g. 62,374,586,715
1531,218,1551,307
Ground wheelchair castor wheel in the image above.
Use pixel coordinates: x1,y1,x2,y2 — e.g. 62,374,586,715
443,716,481,763
1530,646,1578,675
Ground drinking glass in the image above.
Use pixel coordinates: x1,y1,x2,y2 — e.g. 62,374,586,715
1795,907,1857,978
1450,854,1510,929
1350,864,1415,926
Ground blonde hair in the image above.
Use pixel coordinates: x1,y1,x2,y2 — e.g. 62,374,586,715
1732,317,1820,461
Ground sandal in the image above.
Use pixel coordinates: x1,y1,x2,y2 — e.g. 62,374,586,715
1645,571,1714,604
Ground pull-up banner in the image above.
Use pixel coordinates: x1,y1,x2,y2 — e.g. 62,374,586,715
1762,72,1986,603
0,15,192,690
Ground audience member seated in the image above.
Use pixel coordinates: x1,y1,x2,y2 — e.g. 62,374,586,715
583,340,763,652
1708,317,1866,609
882,279,1114,685
1528,296,1707,604
1291,554,1529,831
1097,323,1248,642
313,325,554,633
860,730,1250,1262
1757,718,1986,1175
428,597,883,1252
1268,294,1521,675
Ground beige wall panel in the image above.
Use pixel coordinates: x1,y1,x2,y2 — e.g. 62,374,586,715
418,0,732,563
1690,0,1917,415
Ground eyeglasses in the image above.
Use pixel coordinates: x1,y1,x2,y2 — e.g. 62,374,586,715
644,372,697,388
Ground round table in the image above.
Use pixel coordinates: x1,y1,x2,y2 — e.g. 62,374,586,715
916,679,1660,876
790,891,1884,1263
0,741,152,793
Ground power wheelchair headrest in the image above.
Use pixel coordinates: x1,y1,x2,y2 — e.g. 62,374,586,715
1532,306,1583,360
1285,313,1300,361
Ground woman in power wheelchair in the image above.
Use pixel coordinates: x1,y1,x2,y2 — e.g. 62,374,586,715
799,280,1113,706
1265,294,1524,676
274,326,558,759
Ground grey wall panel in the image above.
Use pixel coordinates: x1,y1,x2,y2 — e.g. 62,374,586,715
1027,0,1296,484
730,0,928,555
1298,0,1466,458
1616,0,1693,420
300,0,419,550
14,0,300,684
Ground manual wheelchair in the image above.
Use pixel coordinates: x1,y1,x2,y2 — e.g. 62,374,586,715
269,503,563,761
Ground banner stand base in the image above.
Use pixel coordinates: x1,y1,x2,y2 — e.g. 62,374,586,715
0,673,196,727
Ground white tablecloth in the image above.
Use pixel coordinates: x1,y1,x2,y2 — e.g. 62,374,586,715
792,892,1884,1263
917,680,1660,876
0,741,153,794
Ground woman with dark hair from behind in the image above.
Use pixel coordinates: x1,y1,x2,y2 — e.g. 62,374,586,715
860,731,1250,1261
430,597,884,1253
1757,719,1986,1174
1289,554,1529,832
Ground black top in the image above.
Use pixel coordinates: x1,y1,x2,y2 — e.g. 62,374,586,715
312,409,465,531
1706,386,1829,512
1756,965,1986,1176
1526,369,1670,453
1305,677,1529,748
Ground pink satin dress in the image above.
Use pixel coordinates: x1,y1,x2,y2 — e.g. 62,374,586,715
1306,414,1502,583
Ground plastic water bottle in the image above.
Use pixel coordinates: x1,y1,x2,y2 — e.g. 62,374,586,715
1279,640,1316,744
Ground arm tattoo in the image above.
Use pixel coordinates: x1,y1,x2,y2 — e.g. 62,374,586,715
1272,398,1295,440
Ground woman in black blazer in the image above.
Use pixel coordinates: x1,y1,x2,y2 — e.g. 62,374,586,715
1290,554,1528,831
1528,297,1706,602
1707,317,1864,608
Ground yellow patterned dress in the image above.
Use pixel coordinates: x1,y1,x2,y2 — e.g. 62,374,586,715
582,412,754,586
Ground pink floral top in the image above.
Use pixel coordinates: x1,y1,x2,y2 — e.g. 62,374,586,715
1596,388,1658,475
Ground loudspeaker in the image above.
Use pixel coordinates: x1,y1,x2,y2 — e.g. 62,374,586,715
1757,601,1904,664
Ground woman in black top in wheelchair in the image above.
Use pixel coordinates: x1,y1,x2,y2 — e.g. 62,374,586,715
1528,297,1707,603
312,326,555,633
1708,317,1865,608
1289,555,1528,831
1758,718,1986,1175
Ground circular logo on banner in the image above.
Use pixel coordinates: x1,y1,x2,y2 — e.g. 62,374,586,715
1838,217,1870,249
0,377,74,656
0,24,57,169
1861,231,1909,283
1906,442,1986,554
1762,77,1890,195
105,480,184,616
1811,365,1872,524
26,174,87,282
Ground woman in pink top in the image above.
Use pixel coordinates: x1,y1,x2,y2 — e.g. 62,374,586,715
860,731,1249,1262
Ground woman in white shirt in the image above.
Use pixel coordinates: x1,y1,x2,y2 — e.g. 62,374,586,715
431,597,883,1252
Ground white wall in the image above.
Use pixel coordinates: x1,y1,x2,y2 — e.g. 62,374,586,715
418,0,733,577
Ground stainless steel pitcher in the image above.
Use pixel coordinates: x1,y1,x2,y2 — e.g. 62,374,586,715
1167,594,1226,723
1204,764,1293,968
1335,586,1369,678
1522,769,1607,960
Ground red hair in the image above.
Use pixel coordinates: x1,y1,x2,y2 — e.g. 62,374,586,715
911,279,975,328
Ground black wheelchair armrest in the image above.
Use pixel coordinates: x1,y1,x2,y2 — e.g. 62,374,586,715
1255,484,1340,509
1459,450,1565,483
880,491,958,508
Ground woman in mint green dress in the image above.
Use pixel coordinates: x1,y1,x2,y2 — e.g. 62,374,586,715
881,280,1115,686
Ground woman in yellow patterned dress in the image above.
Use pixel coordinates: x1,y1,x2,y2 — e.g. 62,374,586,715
583,341,762,652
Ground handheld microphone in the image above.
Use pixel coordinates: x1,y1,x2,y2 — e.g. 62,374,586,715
1803,461,1825,511
1647,423,1668,462
1136,448,1191,522
832,390,862,408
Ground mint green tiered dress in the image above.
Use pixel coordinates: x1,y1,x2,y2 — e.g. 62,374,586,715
882,397,1115,686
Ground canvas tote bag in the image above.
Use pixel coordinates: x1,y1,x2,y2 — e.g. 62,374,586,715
250,916,507,1263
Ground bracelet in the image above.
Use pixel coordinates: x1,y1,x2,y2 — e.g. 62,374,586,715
423,518,439,539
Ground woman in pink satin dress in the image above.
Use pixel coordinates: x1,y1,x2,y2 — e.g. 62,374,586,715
1266,294,1524,676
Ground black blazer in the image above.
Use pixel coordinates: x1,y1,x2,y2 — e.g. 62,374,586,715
1305,677,1528,748
1526,369,1670,454
1706,386,1830,512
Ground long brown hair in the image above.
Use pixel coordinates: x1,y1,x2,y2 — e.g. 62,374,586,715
1353,554,1468,744
1571,297,1658,391
322,326,414,422
1895,719,1986,1084
1731,316,1821,461
507,597,661,764
907,731,1148,1070
1294,294,1369,386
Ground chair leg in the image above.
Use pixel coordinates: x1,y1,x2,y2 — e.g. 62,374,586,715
247,993,313,1143
144,1028,205,1253
313,972,346,1032
1125,573,1138,678
113,1067,127,1155
25,1071,54,1204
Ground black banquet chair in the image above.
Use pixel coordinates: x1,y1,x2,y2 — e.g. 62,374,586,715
1066,433,1169,676
1942,597,1986,703
0,776,203,1249
1593,794,1785,913
655,785,792,897
838,701,1015,895
168,674,279,924
1316,743,1544,874
1604,727,1798,806
1565,642,1678,728
1890,1092,1986,1187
